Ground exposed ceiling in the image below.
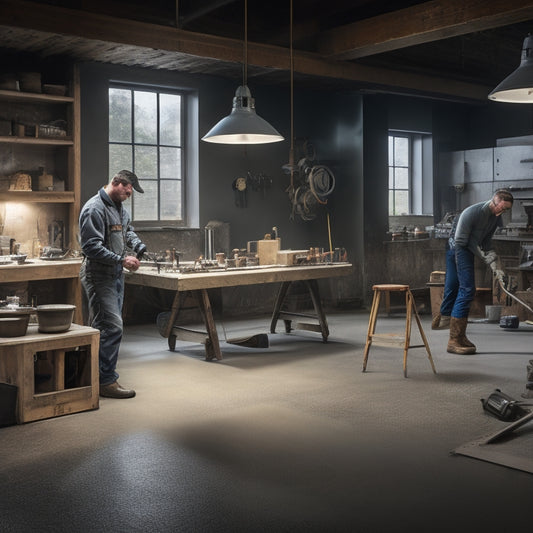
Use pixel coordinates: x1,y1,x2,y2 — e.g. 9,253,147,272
1,0,533,102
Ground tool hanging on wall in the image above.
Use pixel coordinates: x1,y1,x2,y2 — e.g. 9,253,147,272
232,176,247,207
281,2,335,222
283,141,336,221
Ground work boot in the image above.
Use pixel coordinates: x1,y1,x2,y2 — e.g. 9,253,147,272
99,381,136,399
431,314,450,330
447,317,476,355
527,362,533,382
459,328,476,348
522,382,533,399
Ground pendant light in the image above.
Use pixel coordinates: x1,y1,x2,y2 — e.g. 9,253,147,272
202,0,284,144
489,35,533,103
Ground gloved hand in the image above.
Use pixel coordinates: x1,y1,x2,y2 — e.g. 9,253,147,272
494,269,505,281
482,249,497,266
135,243,147,260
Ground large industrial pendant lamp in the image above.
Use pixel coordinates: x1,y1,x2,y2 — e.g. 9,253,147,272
489,35,533,103
202,0,284,144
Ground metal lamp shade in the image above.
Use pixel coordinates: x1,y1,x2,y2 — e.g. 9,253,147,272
489,35,533,103
202,85,284,144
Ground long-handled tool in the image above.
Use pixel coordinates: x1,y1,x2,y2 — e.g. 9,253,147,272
496,275,533,315
482,409,533,444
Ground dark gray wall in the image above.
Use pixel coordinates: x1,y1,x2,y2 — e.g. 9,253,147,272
78,61,533,320
79,62,364,320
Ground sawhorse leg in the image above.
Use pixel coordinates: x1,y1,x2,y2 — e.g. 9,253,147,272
164,289,222,361
270,279,329,342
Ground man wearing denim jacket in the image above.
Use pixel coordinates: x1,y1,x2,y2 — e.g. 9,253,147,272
79,170,147,398
432,189,513,354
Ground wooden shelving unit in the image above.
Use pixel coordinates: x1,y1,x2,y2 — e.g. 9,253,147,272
0,65,81,313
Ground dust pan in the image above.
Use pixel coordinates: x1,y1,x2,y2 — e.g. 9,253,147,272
226,333,269,348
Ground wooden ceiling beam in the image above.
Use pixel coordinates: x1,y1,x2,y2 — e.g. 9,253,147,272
318,0,533,60
0,0,490,101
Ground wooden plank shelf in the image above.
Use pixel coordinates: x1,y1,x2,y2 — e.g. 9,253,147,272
0,191,75,203
0,135,73,146
0,89,73,104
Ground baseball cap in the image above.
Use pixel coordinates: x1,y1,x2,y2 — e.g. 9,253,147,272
113,170,144,193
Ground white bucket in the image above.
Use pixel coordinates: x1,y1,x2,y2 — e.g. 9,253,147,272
485,305,503,323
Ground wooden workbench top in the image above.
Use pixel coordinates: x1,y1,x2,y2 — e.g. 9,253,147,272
125,262,353,291
0,258,82,282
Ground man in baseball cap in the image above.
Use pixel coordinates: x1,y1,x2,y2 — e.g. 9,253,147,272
113,169,144,193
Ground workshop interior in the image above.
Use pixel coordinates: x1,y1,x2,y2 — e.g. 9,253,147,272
2,1,533,532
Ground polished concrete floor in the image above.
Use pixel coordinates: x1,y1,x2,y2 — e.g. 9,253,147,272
1,310,533,532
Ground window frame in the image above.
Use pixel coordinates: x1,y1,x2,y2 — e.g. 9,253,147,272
388,130,433,217
108,83,187,227
388,132,411,216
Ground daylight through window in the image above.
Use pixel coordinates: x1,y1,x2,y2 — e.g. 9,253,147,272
388,134,410,216
109,86,184,223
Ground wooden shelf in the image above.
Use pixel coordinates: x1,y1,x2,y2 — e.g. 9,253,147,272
0,135,73,146
0,191,75,203
0,89,73,104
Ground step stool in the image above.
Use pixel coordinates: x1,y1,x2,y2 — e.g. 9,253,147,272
362,284,436,377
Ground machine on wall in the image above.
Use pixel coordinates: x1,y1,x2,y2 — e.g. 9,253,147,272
282,2,334,222
283,140,335,221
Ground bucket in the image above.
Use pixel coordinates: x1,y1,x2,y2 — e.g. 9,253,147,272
486,305,503,323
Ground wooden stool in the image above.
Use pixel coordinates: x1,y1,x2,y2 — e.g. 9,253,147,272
362,284,436,377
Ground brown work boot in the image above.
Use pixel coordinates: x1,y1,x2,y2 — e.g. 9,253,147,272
459,330,476,348
100,381,136,399
447,317,476,355
431,314,451,330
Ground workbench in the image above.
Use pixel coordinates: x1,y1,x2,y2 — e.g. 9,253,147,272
0,258,83,323
125,263,352,360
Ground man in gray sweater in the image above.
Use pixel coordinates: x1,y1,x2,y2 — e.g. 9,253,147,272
432,189,513,354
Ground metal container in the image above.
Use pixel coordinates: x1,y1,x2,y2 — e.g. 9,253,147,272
204,226,214,261
36,304,75,333
485,305,503,323
0,316,30,337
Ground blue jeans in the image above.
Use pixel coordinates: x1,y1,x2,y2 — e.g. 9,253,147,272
80,261,124,386
440,247,476,319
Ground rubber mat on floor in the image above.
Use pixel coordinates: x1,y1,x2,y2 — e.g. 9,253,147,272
452,422,533,474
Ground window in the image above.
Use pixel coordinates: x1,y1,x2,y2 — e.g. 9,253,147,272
388,131,433,216
388,134,410,215
109,85,184,224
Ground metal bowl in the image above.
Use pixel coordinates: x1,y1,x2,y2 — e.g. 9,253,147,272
12,254,27,264
0,315,30,337
36,304,75,333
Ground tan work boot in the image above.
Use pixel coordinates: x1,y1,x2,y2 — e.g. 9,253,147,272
459,330,476,348
447,317,476,355
431,314,451,330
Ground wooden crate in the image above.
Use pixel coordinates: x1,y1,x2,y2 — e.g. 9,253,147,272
257,239,280,265
276,250,308,266
0,324,99,423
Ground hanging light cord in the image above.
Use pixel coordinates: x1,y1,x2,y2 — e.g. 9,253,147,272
243,0,248,87
289,0,295,191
